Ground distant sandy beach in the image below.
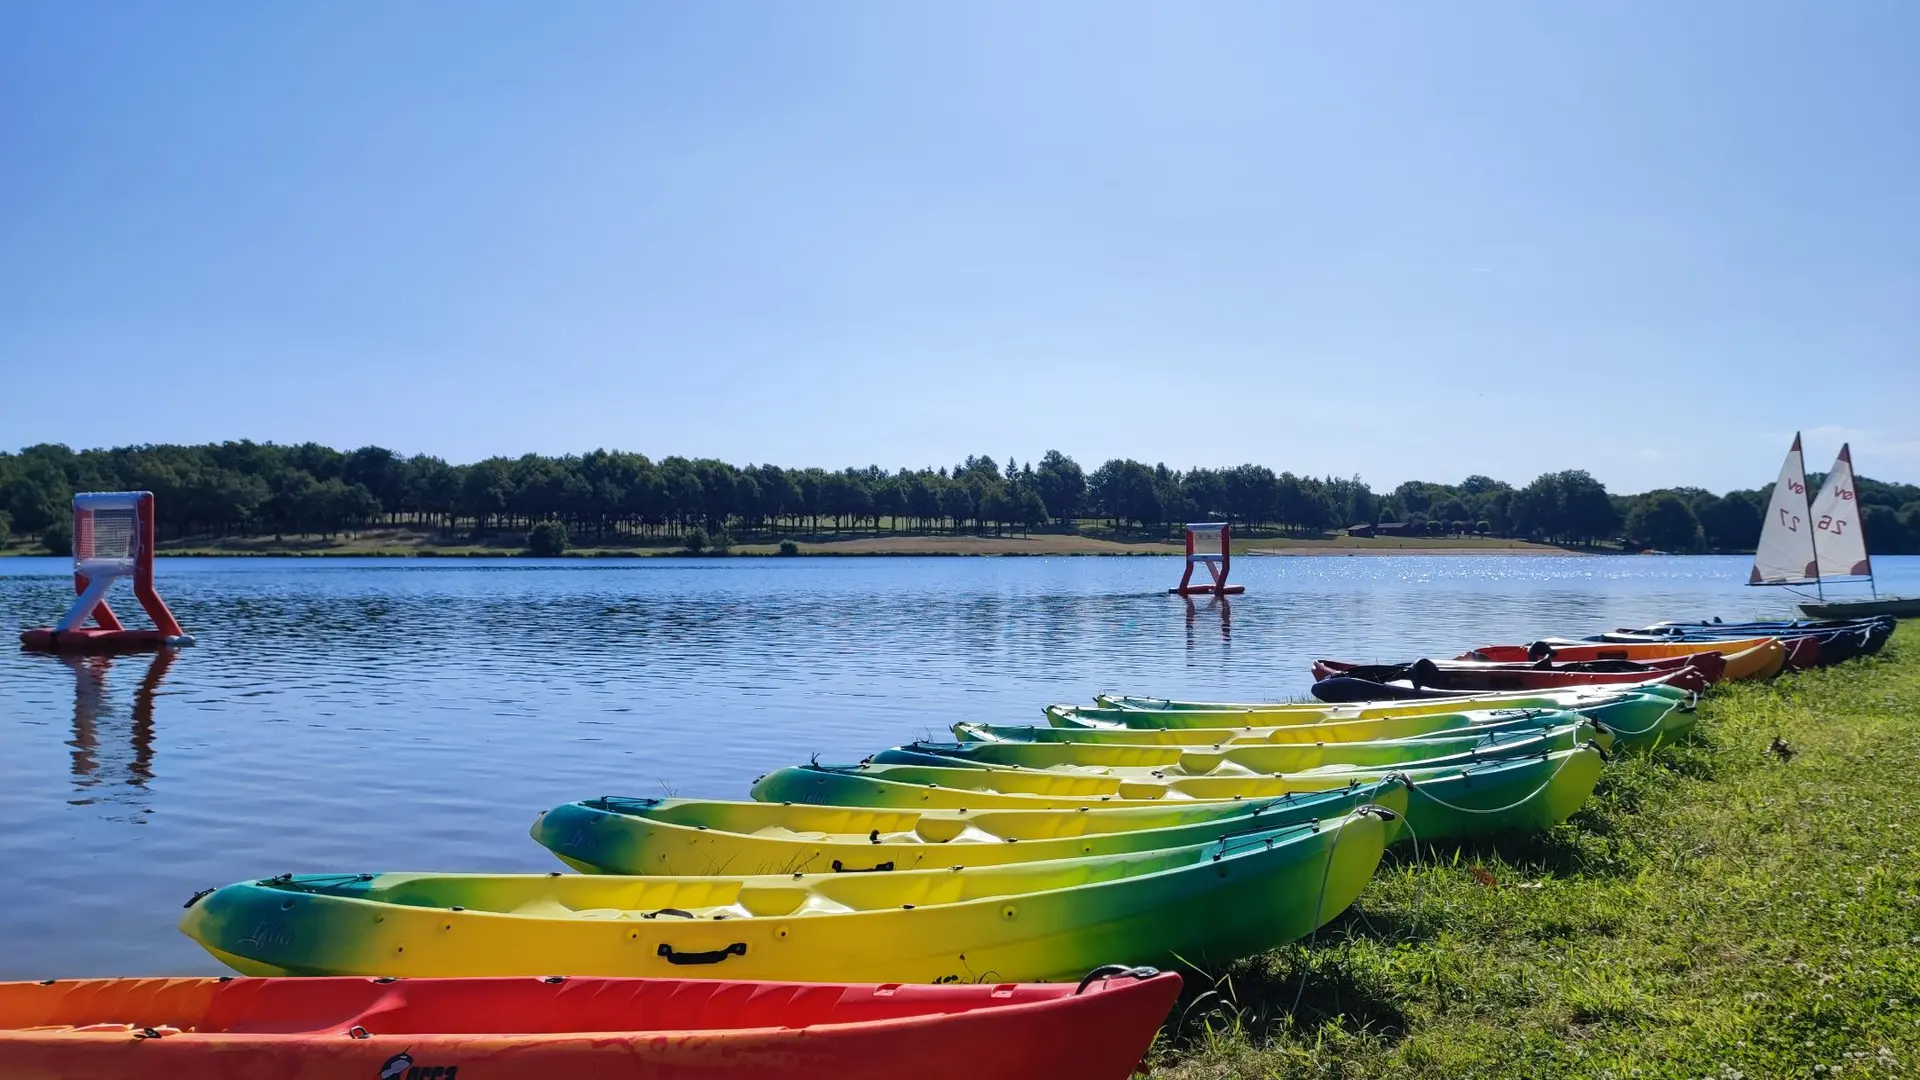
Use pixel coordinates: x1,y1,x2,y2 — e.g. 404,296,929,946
1248,546,1592,557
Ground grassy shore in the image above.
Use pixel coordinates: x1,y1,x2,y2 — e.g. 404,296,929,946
1149,624,1920,1078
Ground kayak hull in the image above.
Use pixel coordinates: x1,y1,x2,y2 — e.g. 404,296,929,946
1310,655,1723,689
181,813,1391,984
0,972,1180,1080
750,746,1606,842
534,780,1410,876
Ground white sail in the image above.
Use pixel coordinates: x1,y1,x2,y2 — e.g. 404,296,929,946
1749,434,1818,585
1808,444,1873,579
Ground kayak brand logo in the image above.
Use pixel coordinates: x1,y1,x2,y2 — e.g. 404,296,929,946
236,921,292,950
377,1051,458,1080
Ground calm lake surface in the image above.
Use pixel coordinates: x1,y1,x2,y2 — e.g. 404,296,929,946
4,553,1916,977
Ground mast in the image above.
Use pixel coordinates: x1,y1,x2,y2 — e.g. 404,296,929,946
1813,468,1824,600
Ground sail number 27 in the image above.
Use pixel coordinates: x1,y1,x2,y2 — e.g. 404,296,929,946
1780,510,1801,531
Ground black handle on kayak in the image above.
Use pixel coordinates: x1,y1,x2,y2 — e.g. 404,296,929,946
657,942,746,966
1075,964,1160,995
830,859,895,873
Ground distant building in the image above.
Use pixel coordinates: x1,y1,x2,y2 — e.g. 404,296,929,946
1347,522,1418,538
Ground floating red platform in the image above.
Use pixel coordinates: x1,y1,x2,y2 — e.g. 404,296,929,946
18,627,191,653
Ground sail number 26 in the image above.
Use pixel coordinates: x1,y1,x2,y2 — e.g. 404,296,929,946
1818,516,1846,535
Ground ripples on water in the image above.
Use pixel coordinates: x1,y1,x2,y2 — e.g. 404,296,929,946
2,553,1913,976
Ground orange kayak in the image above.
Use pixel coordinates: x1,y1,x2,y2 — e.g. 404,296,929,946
0,970,1180,1080
1460,637,1787,682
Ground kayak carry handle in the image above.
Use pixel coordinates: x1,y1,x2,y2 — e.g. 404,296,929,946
830,859,895,873
1075,965,1161,995
657,942,747,966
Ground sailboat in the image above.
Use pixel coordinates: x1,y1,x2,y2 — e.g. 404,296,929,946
1749,434,1919,619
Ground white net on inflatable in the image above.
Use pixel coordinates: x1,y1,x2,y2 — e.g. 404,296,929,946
73,493,143,577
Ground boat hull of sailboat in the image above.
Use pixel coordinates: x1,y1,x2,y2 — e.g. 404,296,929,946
1797,597,1920,620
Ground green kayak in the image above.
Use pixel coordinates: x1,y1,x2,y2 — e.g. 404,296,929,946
749,743,1606,842
1053,692,1687,752
958,706,1587,747
184,810,1393,984
792,723,1591,791
878,715,1608,772
533,777,1409,876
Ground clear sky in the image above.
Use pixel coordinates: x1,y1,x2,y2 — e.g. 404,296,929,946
2,2,1915,494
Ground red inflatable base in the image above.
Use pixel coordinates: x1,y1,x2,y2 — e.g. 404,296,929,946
19,627,191,653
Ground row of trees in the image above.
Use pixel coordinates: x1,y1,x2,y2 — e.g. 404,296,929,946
2,441,1917,554
1613,477,1920,556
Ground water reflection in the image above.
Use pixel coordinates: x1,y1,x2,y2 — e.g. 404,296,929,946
62,649,174,812
1184,594,1232,651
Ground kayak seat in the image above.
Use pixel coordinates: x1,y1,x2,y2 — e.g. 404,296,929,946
749,827,833,841
736,885,853,917
910,820,999,844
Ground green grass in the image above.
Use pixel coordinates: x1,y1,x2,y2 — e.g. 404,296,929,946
1149,624,1920,1078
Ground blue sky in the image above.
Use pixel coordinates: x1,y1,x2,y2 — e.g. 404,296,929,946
2,2,1915,493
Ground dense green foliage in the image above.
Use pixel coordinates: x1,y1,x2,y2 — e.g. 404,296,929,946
1152,626,1920,1078
526,520,569,557
40,520,73,557
1,441,1915,552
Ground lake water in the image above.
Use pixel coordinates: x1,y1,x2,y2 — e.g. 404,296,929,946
3,553,1916,978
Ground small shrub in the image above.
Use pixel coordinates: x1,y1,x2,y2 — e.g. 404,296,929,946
777,539,800,557
713,528,732,554
0,509,11,548
41,519,73,557
683,527,709,554
526,520,569,557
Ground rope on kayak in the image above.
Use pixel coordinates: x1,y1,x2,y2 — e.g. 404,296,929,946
1287,803,1395,1019
1584,695,1683,740
1074,964,1161,995
1393,745,1588,819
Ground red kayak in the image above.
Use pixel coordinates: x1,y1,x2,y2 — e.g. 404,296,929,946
0,969,1180,1080
1311,657,1715,694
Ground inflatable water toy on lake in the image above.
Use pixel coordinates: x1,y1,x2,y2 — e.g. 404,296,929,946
18,492,194,654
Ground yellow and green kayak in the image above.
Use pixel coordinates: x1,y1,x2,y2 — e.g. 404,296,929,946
882,714,1606,773
182,810,1393,984
959,705,1596,748
750,742,1603,841
1055,691,1687,751
770,722,1592,792
533,777,1408,876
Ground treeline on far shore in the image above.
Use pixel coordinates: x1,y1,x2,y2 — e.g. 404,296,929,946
3,441,1919,556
